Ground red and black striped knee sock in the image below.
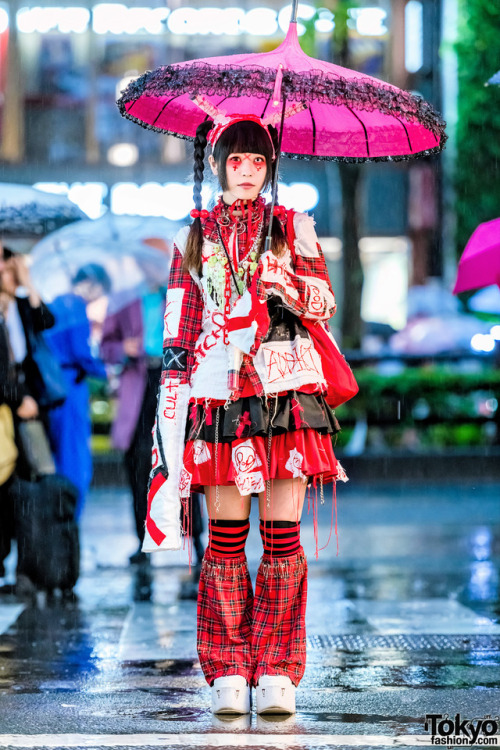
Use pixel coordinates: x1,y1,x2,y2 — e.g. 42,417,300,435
208,518,250,559
259,520,301,557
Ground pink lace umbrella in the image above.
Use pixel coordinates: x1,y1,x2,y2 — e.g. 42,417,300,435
453,218,500,294
117,7,446,162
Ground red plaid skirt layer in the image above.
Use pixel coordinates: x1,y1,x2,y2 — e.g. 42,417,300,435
184,429,343,496
252,551,308,687
197,551,254,686
197,550,307,687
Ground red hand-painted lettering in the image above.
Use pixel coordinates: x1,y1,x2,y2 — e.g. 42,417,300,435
163,301,175,337
308,285,324,313
163,391,178,419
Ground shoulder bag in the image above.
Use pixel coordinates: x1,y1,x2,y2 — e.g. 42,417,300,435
0,404,18,486
285,210,359,408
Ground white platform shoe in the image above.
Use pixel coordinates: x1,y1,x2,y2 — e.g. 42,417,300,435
255,675,296,714
211,675,251,714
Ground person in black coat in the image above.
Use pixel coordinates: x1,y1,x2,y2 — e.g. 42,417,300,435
0,243,55,579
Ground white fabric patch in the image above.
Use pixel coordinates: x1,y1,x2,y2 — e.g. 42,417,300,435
232,439,265,495
259,250,299,300
232,439,262,472
179,467,192,498
299,276,336,319
228,288,253,317
192,440,211,465
285,448,305,479
163,287,184,340
143,380,190,552
234,470,265,496
227,320,257,355
190,334,230,400
293,212,320,258
336,461,349,483
254,335,326,393
173,225,190,256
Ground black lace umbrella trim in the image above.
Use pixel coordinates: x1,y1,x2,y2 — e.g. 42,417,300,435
0,202,84,238
118,62,447,150
119,113,445,163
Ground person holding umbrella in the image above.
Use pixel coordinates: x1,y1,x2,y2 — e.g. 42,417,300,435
146,111,346,715
117,0,445,716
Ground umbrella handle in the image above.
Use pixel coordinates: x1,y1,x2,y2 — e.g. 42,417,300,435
264,94,287,254
291,0,299,23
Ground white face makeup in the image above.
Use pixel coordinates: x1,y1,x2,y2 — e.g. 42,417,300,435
209,152,267,204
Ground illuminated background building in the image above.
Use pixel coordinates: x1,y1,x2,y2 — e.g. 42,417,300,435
0,0,447,329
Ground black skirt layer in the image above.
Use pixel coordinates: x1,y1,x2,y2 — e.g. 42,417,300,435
186,390,340,444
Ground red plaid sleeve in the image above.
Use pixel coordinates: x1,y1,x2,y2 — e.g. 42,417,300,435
255,211,336,322
161,245,203,384
290,239,337,319
256,245,336,322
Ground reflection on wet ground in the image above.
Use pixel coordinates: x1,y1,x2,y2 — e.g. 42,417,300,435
0,481,499,747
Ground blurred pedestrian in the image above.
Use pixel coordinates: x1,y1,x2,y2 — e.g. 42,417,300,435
100,273,170,565
44,264,110,519
0,245,55,460
0,243,50,579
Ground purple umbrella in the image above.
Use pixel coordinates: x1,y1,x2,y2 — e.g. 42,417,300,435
453,218,500,294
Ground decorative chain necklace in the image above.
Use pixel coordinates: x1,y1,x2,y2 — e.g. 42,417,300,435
214,195,265,238
205,198,265,344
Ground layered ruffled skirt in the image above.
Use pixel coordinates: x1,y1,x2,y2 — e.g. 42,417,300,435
182,390,346,496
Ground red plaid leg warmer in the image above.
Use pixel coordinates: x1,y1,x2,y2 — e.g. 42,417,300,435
197,550,254,686
251,551,308,687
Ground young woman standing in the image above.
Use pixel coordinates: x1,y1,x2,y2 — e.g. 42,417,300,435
145,113,346,715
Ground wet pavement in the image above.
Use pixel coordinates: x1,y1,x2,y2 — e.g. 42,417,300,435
1,478,500,749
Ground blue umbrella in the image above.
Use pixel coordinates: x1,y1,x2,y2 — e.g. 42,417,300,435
486,70,500,85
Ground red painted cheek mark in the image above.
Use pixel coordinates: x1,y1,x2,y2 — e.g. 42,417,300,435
231,164,239,171
254,163,264,171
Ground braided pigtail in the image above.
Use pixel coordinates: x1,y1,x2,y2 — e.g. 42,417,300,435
261,124,286,258
183,120,214,274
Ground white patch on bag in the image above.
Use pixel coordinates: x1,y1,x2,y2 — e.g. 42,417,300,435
192,440,211,465
255,335,325,391
285,448,305,479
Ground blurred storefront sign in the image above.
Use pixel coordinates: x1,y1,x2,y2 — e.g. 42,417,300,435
9,4,389,38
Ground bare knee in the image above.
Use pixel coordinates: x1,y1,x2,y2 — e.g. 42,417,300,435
204,485,251,520
258,478,307,521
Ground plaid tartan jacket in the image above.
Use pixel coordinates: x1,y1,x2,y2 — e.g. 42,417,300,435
160,208,336,399
145,207,337,552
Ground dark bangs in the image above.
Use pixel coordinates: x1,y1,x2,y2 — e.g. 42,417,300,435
213,121,274,191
